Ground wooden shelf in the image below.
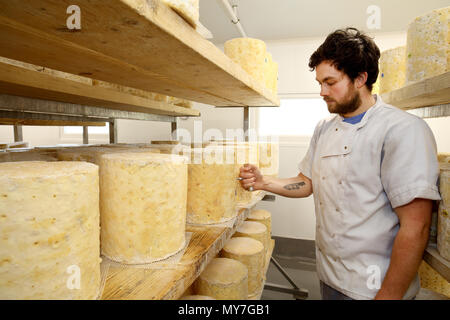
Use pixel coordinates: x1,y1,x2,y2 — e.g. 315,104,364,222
0,0,279,108
381,72,450,110
100,208,251,300
0,62,200,117
423,243,450,282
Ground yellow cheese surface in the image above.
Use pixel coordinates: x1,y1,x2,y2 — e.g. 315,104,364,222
418,260,450,297
194,257,248,300
258,142,279,177
220,237,264,296
441,170,450,207
187,147,237,224
161,0,199,27
406,7,450,83
380,46,406,93
437,203,450,260
224,38,267,86
234,221,268,255
0,161,101,299
247,209,272,241
99,152,188,264
181,295,216,300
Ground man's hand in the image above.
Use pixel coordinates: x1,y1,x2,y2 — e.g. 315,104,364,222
239,164,313,198
239,164,265,191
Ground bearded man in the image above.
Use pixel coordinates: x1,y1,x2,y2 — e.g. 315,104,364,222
239,28,441,300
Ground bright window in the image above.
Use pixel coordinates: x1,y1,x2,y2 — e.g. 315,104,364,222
258,97,329,136
63,122,109,135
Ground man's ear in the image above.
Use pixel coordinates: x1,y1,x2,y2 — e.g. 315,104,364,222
355,72,368,89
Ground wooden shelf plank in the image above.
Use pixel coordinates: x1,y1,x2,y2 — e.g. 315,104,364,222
100,208,250,300
0,61,200,117
381,72,450,110
0,0,279,107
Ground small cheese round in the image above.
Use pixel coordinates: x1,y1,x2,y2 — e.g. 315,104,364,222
247,209,272,240
221,237,264,296
441,170,450,207
0,161,101,299
234,221,268,254
99,152,188,264
194,257,248,300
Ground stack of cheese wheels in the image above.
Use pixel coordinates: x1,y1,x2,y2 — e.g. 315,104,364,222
220,237,265,296
380,46,406,93
258,141,279,177
181,295,216,300
233,221,268,255
194,257,248,299
99,152,188,264
406,6,450,84
247,209,272,244
187,146,237,224
225,38,267,87
0,161,101,299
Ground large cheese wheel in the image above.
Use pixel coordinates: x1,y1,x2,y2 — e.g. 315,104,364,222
437,203,450,261
187,147,237,224
380,46,406,93
233,221,268,255
0,150,58,163
57,146,160,164
100,152,188,264
181,295,216,300
258,141,279,177
0,161,101,299
247,209,272,242
220,237,264,296
406,7,450,83
441,170,450,207
194,257,248,300
225,38,267,86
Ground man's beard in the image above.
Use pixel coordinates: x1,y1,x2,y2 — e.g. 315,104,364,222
325,88,362,115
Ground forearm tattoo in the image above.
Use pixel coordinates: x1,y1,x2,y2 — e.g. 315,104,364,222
283,182,305,190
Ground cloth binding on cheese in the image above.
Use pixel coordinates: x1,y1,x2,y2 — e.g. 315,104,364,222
194,257,248,300
220,237,264,296
99,152,188,264
440,170,450,208
380,46,406,93
406,6,450,84
0,161,101,299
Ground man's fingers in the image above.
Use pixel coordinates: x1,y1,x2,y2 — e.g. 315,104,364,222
239,172,255,179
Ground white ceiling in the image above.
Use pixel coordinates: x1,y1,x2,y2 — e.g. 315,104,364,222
199,0,450,44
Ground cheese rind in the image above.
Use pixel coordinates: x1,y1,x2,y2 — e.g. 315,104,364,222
224,38,267,86
440,170,450,207
380,46,406,93
187,147,237,224
195,257,248,300
161,0,199,27
99,152,188,264
0,161,101,299
406,7,450,83
247,209,272,242
181,295,216,300
437,203,450,260
221,237,264,295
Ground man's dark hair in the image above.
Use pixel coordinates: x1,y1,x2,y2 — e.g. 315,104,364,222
309,27,380,91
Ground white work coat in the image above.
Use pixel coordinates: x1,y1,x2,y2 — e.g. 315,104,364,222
298,95,441,300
